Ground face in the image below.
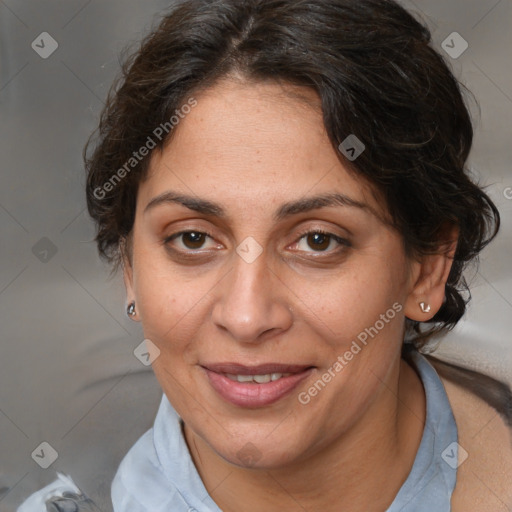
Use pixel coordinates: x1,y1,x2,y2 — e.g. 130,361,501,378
124,78,424,469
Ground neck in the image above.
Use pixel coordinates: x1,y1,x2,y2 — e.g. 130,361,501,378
184,356,425,512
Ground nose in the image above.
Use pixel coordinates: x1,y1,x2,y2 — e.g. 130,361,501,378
211,247,293,344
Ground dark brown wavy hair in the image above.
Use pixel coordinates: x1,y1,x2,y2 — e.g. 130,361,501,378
84,0,500,348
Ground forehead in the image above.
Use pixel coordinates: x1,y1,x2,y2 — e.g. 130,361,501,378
139,78,387,221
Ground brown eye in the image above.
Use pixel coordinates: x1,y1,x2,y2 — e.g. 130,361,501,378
293,229,351,255
165,231,215,252
306,232,331,251
181,231,207,249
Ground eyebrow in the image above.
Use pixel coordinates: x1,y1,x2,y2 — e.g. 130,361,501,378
143,190,377,221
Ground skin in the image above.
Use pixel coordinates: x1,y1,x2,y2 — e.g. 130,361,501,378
123,77,456,511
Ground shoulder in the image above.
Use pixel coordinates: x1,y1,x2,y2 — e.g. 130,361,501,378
426,355,512,511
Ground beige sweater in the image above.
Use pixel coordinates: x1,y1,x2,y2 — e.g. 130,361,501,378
427,356,512,511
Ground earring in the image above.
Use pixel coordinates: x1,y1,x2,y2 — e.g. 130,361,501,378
127,301,136,317
419,302,431,313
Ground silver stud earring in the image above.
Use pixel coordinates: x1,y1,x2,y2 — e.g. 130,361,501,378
127,301,136,317
419,302,431,313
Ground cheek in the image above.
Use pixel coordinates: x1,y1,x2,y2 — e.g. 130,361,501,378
299,255,406,348
131,247,200,351
297,247,407,410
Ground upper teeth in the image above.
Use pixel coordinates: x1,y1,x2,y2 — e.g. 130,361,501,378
225,373,292,383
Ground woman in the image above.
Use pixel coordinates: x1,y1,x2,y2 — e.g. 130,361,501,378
18,0,511,510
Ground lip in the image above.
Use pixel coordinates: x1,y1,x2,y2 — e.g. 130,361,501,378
202,362,313,375
201,363,315,408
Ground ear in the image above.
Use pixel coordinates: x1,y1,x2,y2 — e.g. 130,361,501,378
403,225,459,322
121,236,138,321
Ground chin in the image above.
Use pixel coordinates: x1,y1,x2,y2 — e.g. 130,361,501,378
209,429,309,470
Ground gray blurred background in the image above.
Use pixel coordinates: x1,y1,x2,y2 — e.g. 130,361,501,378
0,1,511,510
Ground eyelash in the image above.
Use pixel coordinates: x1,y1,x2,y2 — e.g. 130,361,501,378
163,228,351,258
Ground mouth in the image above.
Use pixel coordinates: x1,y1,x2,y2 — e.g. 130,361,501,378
200,362,315,408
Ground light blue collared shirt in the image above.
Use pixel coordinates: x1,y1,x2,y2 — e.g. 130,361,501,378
110,349,458,511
